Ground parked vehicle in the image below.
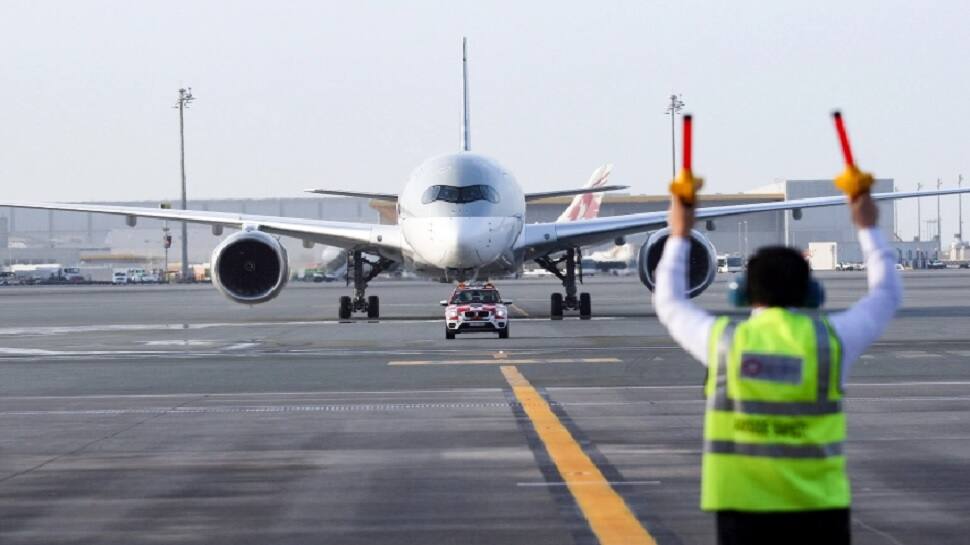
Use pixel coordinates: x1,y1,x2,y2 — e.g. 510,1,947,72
62,267,86,283
717,254,744,273
0,271,20,286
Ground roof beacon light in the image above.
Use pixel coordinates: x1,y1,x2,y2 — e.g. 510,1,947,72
669,114,704,205
832,110,874,198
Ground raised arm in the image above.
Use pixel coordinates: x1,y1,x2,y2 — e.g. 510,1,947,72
653,197,716,364
828,193,903,381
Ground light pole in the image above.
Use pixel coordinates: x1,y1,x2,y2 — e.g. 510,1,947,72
957,174,963,242
665,94,685,179
916,182,922,241
174,87,195,282
936,177,942,248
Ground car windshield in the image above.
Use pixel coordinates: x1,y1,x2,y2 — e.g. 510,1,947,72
452,289,500,304
421,184,500,205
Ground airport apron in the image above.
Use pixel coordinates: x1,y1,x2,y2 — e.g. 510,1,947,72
702,309,849,512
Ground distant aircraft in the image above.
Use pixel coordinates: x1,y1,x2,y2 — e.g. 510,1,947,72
582,243,636,276
2,38,968,320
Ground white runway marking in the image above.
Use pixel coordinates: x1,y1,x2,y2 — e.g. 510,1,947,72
0,347,166,356
388,357,621,366
894,351,943,358
0,316,623,338
143,340,218,347
2,381,967,402
0,402,518,417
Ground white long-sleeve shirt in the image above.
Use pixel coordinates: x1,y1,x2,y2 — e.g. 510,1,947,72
653,228,902,384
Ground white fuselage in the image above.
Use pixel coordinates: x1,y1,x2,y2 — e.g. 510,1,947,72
397,153,525,281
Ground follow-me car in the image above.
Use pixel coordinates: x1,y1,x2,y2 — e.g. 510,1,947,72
440,283,511,339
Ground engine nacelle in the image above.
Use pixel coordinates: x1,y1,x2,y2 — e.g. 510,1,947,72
638,228,717,299
211,230,289,304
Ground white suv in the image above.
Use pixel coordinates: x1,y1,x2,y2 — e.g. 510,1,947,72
441,284,511,340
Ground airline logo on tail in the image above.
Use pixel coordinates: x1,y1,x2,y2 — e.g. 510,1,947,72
557,164,613,222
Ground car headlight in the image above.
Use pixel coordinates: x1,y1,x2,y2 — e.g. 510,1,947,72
446,309,458,318
495,308,506,318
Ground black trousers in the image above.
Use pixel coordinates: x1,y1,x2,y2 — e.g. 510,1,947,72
716,509,850,545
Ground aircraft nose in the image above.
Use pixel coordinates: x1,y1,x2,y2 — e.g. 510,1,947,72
436,218,503,268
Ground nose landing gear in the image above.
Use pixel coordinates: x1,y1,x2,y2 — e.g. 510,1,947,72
338,250,394,320
534,248,592,320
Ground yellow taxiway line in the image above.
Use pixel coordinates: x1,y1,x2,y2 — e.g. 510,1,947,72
500,366,656,545
388,358,620,366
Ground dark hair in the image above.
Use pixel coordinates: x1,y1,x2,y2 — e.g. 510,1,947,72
745,246,810,307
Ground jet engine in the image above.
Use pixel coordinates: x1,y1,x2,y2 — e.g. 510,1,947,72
211,230,289,304
638,228,717,298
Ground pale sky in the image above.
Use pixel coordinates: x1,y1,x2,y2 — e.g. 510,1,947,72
1,0,968,241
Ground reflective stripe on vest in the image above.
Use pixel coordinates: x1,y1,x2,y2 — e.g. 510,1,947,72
701,310,850,512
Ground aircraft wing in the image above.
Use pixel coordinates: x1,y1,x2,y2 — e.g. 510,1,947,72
524,185,628,202
0,201,402,252
303,189,398,202
517,187,970,253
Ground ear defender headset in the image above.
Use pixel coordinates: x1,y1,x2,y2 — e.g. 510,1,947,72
727,275,826,309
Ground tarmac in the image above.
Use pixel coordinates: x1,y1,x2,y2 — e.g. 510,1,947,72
1,271,969,544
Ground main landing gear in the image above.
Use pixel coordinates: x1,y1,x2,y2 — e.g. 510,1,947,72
534,248,592,320
338,250,394,320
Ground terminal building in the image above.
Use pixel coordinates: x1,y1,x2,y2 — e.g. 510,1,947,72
0,178,943,272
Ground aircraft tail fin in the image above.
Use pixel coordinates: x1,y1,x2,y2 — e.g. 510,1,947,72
556,164,614,222
460,37,471,152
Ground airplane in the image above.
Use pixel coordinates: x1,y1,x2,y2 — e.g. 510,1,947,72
2,38,969,322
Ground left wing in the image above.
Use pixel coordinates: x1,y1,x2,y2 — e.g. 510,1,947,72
303,189,398,202
0,201,402,252
517,187,970,254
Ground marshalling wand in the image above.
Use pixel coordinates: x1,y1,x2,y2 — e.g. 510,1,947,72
832,110,874,197
669,114,704,205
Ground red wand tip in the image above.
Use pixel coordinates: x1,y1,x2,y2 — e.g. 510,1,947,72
832,110,855,166
682,114,693,171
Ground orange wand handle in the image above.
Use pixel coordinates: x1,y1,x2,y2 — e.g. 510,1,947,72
669,114,703,205
831,110,873,198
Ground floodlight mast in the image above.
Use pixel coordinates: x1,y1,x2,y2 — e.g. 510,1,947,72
957,174,963,242
665,94,685,179
174,87,195,282
916,182,923,241
937,178,942,249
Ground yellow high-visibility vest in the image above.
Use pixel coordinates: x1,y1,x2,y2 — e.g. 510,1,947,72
702,308,850,511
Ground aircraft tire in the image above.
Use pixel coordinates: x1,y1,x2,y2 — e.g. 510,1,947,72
367,295,380,319
579,292,592,320
339,296,352,320
550,293,564,320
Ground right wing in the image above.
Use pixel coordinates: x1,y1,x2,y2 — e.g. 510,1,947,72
525,184,627,202
0,201,402,253
518,187,970,255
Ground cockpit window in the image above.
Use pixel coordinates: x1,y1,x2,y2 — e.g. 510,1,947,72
421,184,500,205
